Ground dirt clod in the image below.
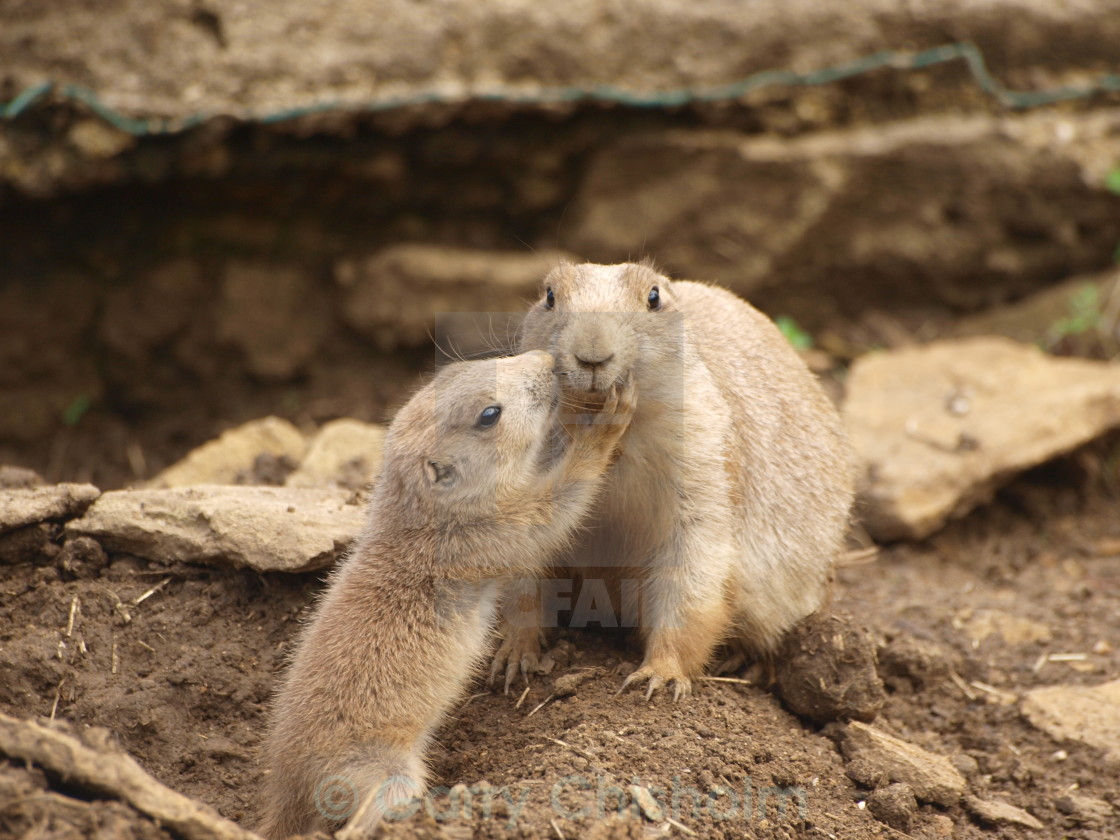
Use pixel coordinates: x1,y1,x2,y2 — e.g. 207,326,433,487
58,535,109,579
878,635,953,693
773,612,886,723
866,782,918,832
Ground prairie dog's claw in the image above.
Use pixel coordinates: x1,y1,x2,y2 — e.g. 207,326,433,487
490,626,546,694
618,662,692,702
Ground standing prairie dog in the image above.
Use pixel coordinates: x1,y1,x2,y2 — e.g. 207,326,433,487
260,351,634,839
493,261,856,700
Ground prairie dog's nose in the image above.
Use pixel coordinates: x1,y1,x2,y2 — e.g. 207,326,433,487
575,351,614,369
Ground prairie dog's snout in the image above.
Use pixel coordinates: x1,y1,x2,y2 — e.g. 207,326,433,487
505,349,555,403
555,311,641,394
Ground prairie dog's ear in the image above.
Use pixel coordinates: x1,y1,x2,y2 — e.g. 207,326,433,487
424,459,456,487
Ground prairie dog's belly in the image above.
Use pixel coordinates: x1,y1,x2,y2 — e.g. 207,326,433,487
568,401,704,571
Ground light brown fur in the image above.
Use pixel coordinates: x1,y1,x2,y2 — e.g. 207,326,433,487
494,262,857,699
260,351,633,839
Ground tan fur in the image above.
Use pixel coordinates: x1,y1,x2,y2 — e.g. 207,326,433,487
498,262,857,699
259,351,633,839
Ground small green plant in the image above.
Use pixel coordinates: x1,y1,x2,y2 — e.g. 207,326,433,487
775,315,813,350
1048,283,1102,344
1107,167,1120,195
62,395,92,427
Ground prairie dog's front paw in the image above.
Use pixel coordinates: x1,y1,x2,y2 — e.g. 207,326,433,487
598,374,636,442
619,657,693,702
490,625,547,694
568,374,636,456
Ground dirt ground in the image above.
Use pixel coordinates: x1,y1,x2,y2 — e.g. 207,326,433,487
2,430,1118,839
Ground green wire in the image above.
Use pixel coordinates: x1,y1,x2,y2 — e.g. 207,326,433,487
2,42,1118,136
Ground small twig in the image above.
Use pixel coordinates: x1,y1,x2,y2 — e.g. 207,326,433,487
49,681,64,723
546,737,596,761
1047,652,1088,662
948,670,978,701
697,676,753,686
515,685,531,709
527,694,555,718
111,642,119,675
133,577,172,606
459,692,488,709
550,818,566,840
65,596,80,637
666,817,697,836
969,681,1017,703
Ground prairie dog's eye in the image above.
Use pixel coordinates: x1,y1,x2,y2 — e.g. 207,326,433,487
545,287,555,310
478,405,502,428
648,286,661,311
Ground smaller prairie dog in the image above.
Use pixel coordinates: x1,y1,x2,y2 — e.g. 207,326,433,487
493,262,856,699
260,351,634,839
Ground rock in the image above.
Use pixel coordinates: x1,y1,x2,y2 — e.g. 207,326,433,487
566,114,1120,325
839,721,966,807
629,785,664,822
285,419,387,489
149,417,308,488
217,262,329,380
774,612,885,723
963,796,1044,830
948,754,980,778
1054,793,1114,825
65,486,365,573
844,337,1120,541
1020,679,1120,763
338,245,570,351
866,783,917,832
0,484,101,534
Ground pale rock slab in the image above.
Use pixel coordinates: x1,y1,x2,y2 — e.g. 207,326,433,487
0,484,101,534
1021,679,1120,763
285,419,387,490
964,796,1044,830
839,721,966,807
844,337,1120,541
66,486,365,573
149,417,308,488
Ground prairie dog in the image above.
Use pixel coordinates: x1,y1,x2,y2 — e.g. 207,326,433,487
260,351,634,839
494,262,856,700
